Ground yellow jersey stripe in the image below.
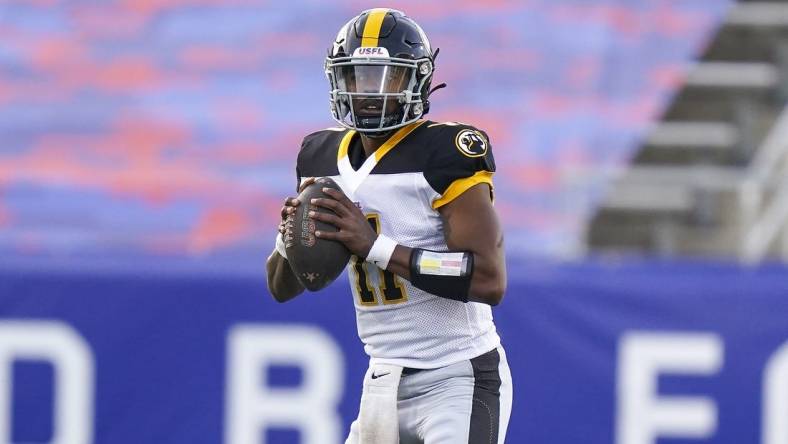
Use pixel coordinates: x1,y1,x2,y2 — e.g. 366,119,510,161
374,120,426,162
361,8,388,47
432,171,494,209
337,130,356,161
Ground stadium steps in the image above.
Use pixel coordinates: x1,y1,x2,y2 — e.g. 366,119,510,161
637,121,741,164
587,1,788,259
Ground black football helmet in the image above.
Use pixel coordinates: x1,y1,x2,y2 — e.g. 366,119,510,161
325,9,436,136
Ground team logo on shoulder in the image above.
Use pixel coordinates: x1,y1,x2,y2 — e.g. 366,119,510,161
454,129,488,157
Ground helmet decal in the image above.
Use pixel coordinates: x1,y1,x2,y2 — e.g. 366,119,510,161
360,8,388,48
352,47,390,58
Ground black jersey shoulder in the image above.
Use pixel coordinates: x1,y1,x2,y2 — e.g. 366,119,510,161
418,121,496,196
371,120,438,174
373,120,495,179
297,127,347,179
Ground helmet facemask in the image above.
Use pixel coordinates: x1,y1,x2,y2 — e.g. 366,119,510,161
326,52,433,135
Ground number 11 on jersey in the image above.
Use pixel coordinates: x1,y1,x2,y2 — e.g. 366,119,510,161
352,214,408,306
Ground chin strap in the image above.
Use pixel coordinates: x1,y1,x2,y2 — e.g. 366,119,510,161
422,48,446,116
429,83,447,96
354,108,405,137
422,83,446,116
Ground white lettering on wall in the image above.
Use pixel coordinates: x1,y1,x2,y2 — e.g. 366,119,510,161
616,331,723,444
224,324,344,444
0,321,94,444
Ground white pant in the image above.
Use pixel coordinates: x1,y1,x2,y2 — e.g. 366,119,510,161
346,347,513,444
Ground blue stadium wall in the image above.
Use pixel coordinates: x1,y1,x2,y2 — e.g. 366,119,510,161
2,259,787,444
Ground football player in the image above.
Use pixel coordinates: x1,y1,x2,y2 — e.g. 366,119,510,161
266,8,511,444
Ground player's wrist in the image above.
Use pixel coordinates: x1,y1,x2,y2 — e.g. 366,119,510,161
365,234,397,270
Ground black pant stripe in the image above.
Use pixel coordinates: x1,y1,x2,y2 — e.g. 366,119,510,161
468,348,502,443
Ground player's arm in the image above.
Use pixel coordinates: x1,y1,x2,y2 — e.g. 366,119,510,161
311,183,506,306
265,178,316,303
266,247,304,303
387,183,505,305
265,202,304,302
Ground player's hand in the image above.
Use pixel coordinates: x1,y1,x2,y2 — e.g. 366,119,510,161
278,177,316,235
309,187,378,258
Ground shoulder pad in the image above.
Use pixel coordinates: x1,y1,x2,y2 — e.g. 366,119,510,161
300,127,349,151
427,122,492,159
297,128,349,180
423,122,496,208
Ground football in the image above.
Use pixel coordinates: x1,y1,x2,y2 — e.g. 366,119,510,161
284,177,352,291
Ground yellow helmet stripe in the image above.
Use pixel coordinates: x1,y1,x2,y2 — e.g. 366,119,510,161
361,8,388,47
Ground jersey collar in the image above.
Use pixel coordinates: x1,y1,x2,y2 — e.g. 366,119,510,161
337,120,425,195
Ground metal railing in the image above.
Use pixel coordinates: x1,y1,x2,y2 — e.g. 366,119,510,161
740,105,788,263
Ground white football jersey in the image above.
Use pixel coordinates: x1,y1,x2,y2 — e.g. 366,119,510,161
296,120,501,369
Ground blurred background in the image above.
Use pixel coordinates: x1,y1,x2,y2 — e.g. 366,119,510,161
2,0,788,443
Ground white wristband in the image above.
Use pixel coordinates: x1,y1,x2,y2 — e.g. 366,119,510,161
275,232,288,259
366,234,397,270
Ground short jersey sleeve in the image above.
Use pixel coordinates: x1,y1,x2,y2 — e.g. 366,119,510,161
295,128,344,193
423,124,496,209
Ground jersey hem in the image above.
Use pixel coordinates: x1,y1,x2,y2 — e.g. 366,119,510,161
367,332,500,370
